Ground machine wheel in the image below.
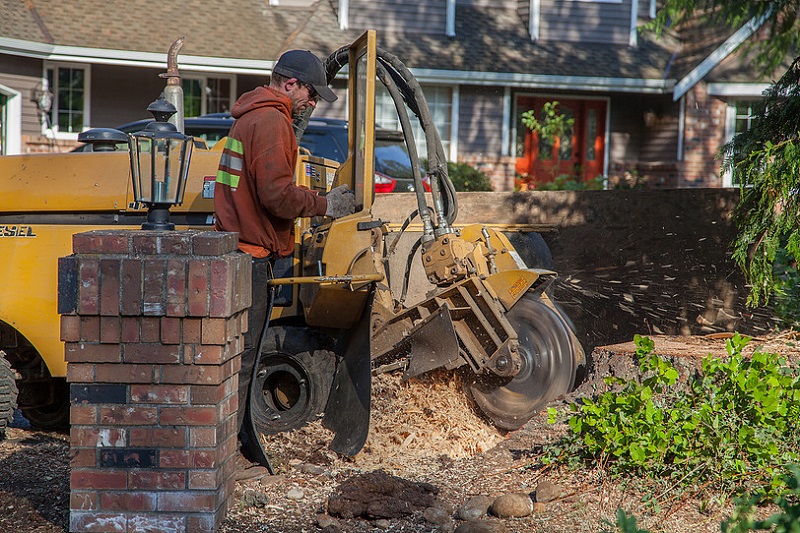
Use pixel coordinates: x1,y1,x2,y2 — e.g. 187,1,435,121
465,295,577,431
0,352,18,440
20,378,70,430
249,327,336,436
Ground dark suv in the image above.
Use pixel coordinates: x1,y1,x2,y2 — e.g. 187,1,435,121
75,114,429,193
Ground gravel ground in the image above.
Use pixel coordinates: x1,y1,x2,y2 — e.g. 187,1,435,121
1,333,797,533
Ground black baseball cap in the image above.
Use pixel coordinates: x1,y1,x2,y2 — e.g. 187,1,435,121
273,50,338,102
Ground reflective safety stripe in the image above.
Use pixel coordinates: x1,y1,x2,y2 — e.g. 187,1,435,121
216,136,245,189
223,136,244,155
218,151,243,172
216,170,240,189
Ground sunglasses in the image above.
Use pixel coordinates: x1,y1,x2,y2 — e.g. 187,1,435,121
301,82,319,103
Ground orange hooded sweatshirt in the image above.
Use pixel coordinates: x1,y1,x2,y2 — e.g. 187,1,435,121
214,86,327,258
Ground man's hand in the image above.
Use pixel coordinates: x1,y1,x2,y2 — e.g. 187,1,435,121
324,184,356,218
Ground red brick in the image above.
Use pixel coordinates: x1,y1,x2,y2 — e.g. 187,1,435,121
69,511,127,532
99,406,157,426
191,449,217,468
65,343,122,363
73,231,130,254
235,256,252,311
120,317,140,343
61,315,81,342
189,427,218,448
70,448,97,468
194,345,225,365
99,259,121,316
140,317,161,343
69,426,128,448
129,427,186,448
158,491,217,512
123,343,181,364
166,258,187,317
130,384,188,404
161,232,193,255
131,233,160,255
182,318,202,343
79,316,100,342
189,470,219,490
200,317,228,345
128,470,186,490
99,491,157,512
143,258,166,315
71,469,127,490
71,405,98,425
78,258,100,315
187,512,222,533
120,259,142,315
70,490,99,511
192,231,237,256
209,258,234,317
128,514,187,533
159,449,191,468
67,363,96,383
160,406,218,426
161,317,181,344
99,316,120,344
160,364,223,385
95,364,153,383
189,384,225,406
188,259,210,316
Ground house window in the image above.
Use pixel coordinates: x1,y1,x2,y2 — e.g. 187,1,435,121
45,63,89,136
182,76,234,117
375,85,452,161
723,100,758,187
0,93,6,155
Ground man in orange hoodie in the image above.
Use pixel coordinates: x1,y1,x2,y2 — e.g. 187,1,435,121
214,49,353,467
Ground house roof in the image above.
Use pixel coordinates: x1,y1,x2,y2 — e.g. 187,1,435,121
0,0,765,96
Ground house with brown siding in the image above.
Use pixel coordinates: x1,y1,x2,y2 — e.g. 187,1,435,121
0,0,784,190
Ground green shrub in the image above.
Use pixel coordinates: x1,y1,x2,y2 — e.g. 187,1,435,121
446,161,493,191
534,173,605,191
546,334,800,499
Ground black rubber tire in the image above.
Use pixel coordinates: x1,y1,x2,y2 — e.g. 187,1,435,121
0,352,19,439
249,326,336,436
21,378,70,430
465,295,578,431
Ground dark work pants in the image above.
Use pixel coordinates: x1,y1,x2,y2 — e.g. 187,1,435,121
237,254,274,435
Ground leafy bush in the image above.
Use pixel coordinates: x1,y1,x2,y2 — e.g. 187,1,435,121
446,161,493,191
546,334,800,499
722,465,800,532
773,247,800,327
534,174,605,191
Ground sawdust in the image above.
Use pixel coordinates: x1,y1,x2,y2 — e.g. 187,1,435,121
263,369,507,472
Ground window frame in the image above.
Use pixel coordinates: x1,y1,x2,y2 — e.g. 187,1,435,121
181,74,236,117
42,61,91,140
374,84,454,162
722,99,759,188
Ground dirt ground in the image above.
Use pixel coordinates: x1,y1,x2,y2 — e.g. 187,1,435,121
1,332,798,533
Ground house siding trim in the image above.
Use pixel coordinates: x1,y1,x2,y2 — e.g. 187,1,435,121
707,83,769,97
629,0,638,47
0,36,276,75
0,83,22,154
672,12,769,101
411,68,674,93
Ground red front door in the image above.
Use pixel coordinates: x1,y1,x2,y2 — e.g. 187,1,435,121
515,97,606,188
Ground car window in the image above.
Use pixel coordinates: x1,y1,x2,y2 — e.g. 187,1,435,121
299,130,348,163
374,139,414,179
185,125,231,148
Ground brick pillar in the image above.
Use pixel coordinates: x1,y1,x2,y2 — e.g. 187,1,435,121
58,229,250,533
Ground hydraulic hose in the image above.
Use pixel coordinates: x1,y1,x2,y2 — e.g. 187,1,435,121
294,45,458,230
